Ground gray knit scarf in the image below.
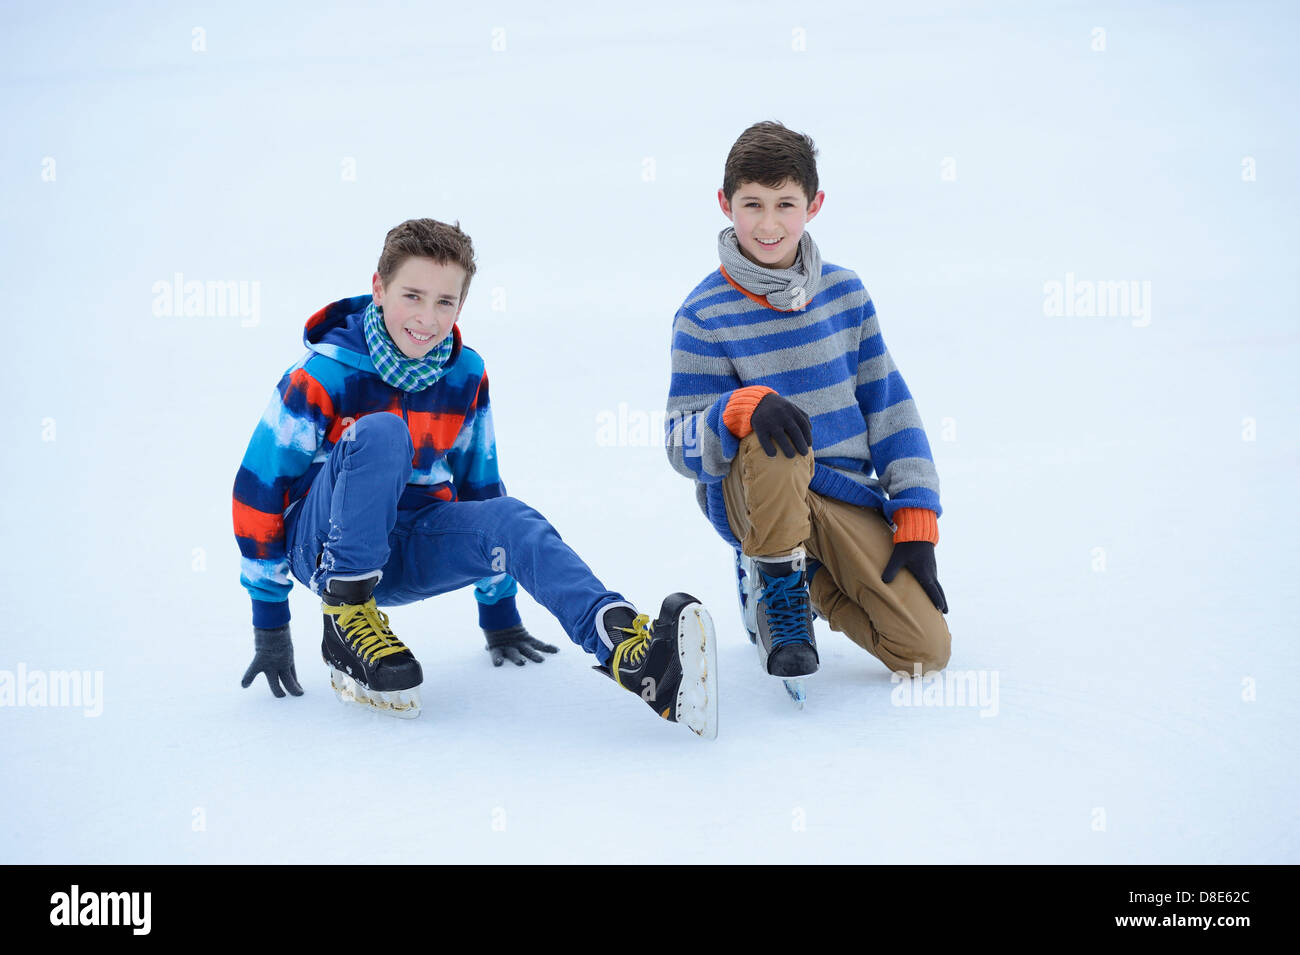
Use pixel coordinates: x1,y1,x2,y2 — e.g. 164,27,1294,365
717,226,823,311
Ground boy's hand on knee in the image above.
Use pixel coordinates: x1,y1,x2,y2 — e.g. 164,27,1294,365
750,394,813,458
484,624,559,667
882,542,949,614
241,624,306,698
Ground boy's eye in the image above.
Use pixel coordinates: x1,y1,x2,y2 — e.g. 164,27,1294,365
405,293,419,300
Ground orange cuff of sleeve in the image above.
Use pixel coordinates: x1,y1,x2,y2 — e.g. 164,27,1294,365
892,508,939,545
721,386,777,438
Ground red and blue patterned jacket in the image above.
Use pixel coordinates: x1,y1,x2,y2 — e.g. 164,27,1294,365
232,294,503,628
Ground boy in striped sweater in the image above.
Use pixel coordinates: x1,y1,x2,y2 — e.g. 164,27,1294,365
233,218,718,736
666,122,951,684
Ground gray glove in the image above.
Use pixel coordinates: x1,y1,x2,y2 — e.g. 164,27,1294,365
241,624,305,698
484,624,559,667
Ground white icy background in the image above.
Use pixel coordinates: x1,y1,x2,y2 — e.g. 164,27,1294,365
1,0,1296,863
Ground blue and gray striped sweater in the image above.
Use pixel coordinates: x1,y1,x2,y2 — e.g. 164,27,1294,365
665,262,941,546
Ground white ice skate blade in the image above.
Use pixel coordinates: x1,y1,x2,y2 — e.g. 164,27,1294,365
783,678,807,708
675,603,718,740
328,666,421,719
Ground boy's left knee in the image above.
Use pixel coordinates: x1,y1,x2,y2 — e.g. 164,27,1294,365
896,619,951,674
482,495,541,524
478,495,551,552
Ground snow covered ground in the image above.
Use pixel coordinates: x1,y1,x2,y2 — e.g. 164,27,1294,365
1,0,1296,863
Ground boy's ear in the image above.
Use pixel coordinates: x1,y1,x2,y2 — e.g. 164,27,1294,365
371,271,384,304
805,190,826,222
717,188,734,220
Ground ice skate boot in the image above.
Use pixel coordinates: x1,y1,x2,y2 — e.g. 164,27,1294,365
753,548,819,706
595,594,718,739
320,572,423,719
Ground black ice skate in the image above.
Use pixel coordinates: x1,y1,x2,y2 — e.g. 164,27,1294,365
594,594,718,739
320,572,423,719
747,548,819,707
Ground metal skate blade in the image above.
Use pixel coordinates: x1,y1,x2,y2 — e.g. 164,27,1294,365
783,678,807,708
675,604,718,740
328,666,422,719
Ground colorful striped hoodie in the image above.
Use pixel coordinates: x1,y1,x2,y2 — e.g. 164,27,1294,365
665,262,942,548
232,294,505,629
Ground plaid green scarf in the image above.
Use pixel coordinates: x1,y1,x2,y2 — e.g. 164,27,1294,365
362,300,455,393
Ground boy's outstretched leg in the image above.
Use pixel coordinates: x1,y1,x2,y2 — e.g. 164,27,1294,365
388,494,720,738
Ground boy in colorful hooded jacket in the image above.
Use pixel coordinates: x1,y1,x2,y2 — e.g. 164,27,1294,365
231,218,718,735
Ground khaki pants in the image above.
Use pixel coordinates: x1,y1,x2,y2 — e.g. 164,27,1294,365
721,433,951,674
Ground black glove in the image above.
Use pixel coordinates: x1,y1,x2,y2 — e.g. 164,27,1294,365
750,393,812,458
881,541,948,614
241,624,305,698
484,624,559,667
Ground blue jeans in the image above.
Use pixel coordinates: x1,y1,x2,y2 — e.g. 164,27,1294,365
283,413,623,662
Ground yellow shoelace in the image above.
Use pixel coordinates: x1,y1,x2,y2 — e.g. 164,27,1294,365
610,613,653,681
323,598,409,665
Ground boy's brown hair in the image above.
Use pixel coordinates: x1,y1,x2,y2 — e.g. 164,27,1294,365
377,218,477,303
722,121,820,206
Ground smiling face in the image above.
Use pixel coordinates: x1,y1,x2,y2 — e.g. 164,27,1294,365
371,256,467,359
718,178,825,270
